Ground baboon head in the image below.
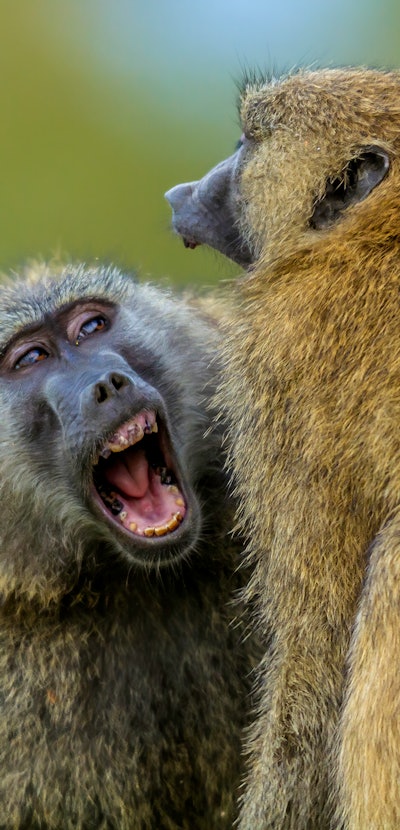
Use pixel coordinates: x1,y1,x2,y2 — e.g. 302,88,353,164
0,263,221,601
165,68,400,268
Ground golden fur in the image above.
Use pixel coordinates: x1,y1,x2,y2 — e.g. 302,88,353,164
215,68,400,829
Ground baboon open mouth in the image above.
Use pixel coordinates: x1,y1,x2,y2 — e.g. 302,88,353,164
92,409,187,539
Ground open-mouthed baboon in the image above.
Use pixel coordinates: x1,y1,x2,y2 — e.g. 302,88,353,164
0,261,258,829
166,67,400,829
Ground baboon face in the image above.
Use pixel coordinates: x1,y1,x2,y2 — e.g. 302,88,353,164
166,69,396,265
0,265,217,578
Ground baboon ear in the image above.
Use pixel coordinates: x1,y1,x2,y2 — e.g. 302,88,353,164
310,146,390,229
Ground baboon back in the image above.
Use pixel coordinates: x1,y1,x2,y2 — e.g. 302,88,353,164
166,68,400,829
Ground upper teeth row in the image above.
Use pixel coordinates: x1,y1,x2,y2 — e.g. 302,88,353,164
99,411,158,459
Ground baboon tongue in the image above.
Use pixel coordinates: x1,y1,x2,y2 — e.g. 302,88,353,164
104,447,149,498
98,444,186,533
93,409,188,534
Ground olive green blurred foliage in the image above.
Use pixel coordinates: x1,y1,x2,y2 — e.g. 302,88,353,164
0,3,242,287
1,1,400,287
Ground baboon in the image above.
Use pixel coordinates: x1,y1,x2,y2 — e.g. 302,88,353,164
165,68,400,829
0,261,257,829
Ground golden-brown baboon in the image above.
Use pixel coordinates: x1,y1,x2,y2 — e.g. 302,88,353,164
0,262,258,829
166,67,400,830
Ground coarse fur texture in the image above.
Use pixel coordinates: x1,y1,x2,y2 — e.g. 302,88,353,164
165,67,400,829
0,262,258,829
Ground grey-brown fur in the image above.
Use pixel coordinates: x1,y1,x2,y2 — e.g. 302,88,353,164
165,68,400,829
0,262,257,829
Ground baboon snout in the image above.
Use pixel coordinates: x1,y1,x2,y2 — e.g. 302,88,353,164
165,153,253,266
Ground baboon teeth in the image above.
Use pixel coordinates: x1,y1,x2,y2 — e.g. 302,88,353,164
99,490,124,516
94,410,187,539
150,465,176,487
100,474,186,538
99,410,157,458
160,468,173,486
154,525,169,537
168,512,183,530
135,512,184,538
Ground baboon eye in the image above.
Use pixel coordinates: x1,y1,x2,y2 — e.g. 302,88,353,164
76,314,109,344
14,346,49,369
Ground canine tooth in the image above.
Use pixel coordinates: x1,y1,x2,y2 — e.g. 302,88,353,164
151,422,158,433
119,511,128,521
144,527,155,537
100,447,112,460
174,512,183,523
154,525,169,536
129,522,137,532
175,498,185,507
169,485,179,494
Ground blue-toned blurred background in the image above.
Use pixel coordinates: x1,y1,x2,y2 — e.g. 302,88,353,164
1,1,400,285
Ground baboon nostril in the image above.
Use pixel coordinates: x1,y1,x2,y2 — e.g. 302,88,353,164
94,373,130,404
111,373,128,392
95,382,110,404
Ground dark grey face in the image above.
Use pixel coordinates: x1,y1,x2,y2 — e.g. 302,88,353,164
0,289,209,569
165,137,390,268
165,149,253,267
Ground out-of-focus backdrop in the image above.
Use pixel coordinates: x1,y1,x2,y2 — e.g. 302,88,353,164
1,1,400,285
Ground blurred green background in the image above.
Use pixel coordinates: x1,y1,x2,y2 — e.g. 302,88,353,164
1,0,400,286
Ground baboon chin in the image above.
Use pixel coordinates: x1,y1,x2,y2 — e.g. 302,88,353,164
0,262,257,829
167,68,400,829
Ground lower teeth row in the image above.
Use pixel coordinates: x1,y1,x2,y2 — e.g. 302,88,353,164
143,512,183,537
99,487,184,536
